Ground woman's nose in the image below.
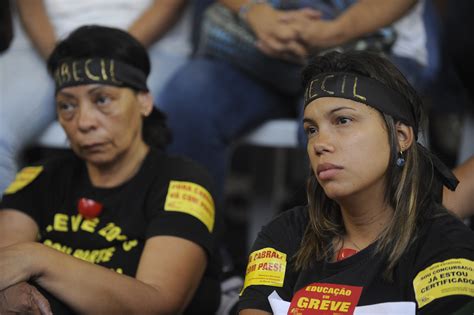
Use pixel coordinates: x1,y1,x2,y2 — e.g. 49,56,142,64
311,131,333,155
77,105,97,131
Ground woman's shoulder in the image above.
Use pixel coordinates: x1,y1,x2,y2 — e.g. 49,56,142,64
256,205,309,247
16,151,79,179
402,213,474,313
146,149,213,183
271,206,309,231
141,150,217,204
2,151,80,197
423,213,474,250
405,212,474,272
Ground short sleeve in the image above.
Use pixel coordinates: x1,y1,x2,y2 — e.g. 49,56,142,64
412,248,474,314
410,216,474,314
0,165,46,225
144,156,220,256
238,207,306,313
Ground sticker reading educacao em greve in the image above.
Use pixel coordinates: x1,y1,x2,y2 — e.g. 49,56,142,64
164,180,215,232
4,166,43,194
413,258,474,308
241,247,287,293
288,283,363,315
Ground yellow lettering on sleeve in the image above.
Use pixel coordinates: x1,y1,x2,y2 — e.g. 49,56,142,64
4,166,43,194
164,180,215,232
241,247,287,294
413,258,474,308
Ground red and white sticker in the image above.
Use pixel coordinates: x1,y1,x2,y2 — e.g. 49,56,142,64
288,283,363,315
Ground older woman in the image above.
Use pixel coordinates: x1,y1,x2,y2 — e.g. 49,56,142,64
238,51,474,315
0,25,221,314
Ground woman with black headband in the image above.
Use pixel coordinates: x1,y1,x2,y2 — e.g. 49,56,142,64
238,51,474,315
0,25,221,314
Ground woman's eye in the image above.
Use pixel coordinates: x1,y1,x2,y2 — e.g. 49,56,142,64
95,95,111,106
57,102,75,112
305,126,318,136
337,116,351,125
57,101,76,119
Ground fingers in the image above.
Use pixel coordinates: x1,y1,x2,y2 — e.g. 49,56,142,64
256,39,307,63
300,8,323,20
29,286,52,315
0,282,52,315
279,8,322,23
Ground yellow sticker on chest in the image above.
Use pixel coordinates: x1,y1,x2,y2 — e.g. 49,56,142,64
164,180,215,232
241,247,287,294
413,258,474,308
4,166,44,194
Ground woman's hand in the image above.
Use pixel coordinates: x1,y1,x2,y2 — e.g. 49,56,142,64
292,18,340,53
0,282,52,315
246,4,320,62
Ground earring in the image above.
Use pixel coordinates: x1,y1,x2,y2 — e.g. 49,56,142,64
396,150,405,167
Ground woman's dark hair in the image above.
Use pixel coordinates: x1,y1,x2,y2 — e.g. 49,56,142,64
47,25,171,150
296,50,447,280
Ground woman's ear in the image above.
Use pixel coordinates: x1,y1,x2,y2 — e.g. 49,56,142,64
395,122,414,151
137,91,153,117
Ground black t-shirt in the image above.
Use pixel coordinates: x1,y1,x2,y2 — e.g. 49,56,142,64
238,206,474,314
1,148,222,314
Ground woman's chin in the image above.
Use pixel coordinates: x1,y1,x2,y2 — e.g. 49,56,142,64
81,152,115,167
321,185,351,202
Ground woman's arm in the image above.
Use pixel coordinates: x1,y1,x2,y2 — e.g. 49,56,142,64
127,0,188,47
0,210,51,314
0,210,38,247
443,156,474,219
294,0,417,51
16,0,56,59
0,235,207,314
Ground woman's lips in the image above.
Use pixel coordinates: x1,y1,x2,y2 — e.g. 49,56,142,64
317,163,343,180
81,142,106,152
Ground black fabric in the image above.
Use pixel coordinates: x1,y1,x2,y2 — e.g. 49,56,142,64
238,206,474,314
304,72,417,133
416,143,459,191
53,58,149,93
0,148,222,314
0,0,13,53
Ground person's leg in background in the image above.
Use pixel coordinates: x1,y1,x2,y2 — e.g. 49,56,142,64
158,57,296,204
0,14,55,198
147,4,193,102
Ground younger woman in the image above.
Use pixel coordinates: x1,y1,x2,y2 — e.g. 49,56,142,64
238,51,474,315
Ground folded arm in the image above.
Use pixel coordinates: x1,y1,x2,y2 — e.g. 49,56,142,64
294,0,417,52
0,209,207,314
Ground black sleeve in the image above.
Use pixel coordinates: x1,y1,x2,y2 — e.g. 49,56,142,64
238,207,306,313
144,156,220,256
0,164,47,226
409,217,474,315
413,247,474,315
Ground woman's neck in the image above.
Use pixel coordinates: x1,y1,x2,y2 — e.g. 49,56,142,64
87,142,150,188
338,195,394,249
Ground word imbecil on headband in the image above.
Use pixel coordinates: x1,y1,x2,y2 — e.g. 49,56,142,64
304,72,418,135
53,58,149,93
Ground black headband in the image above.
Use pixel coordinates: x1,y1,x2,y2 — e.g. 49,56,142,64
304,72,418,135
53,58,148,93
